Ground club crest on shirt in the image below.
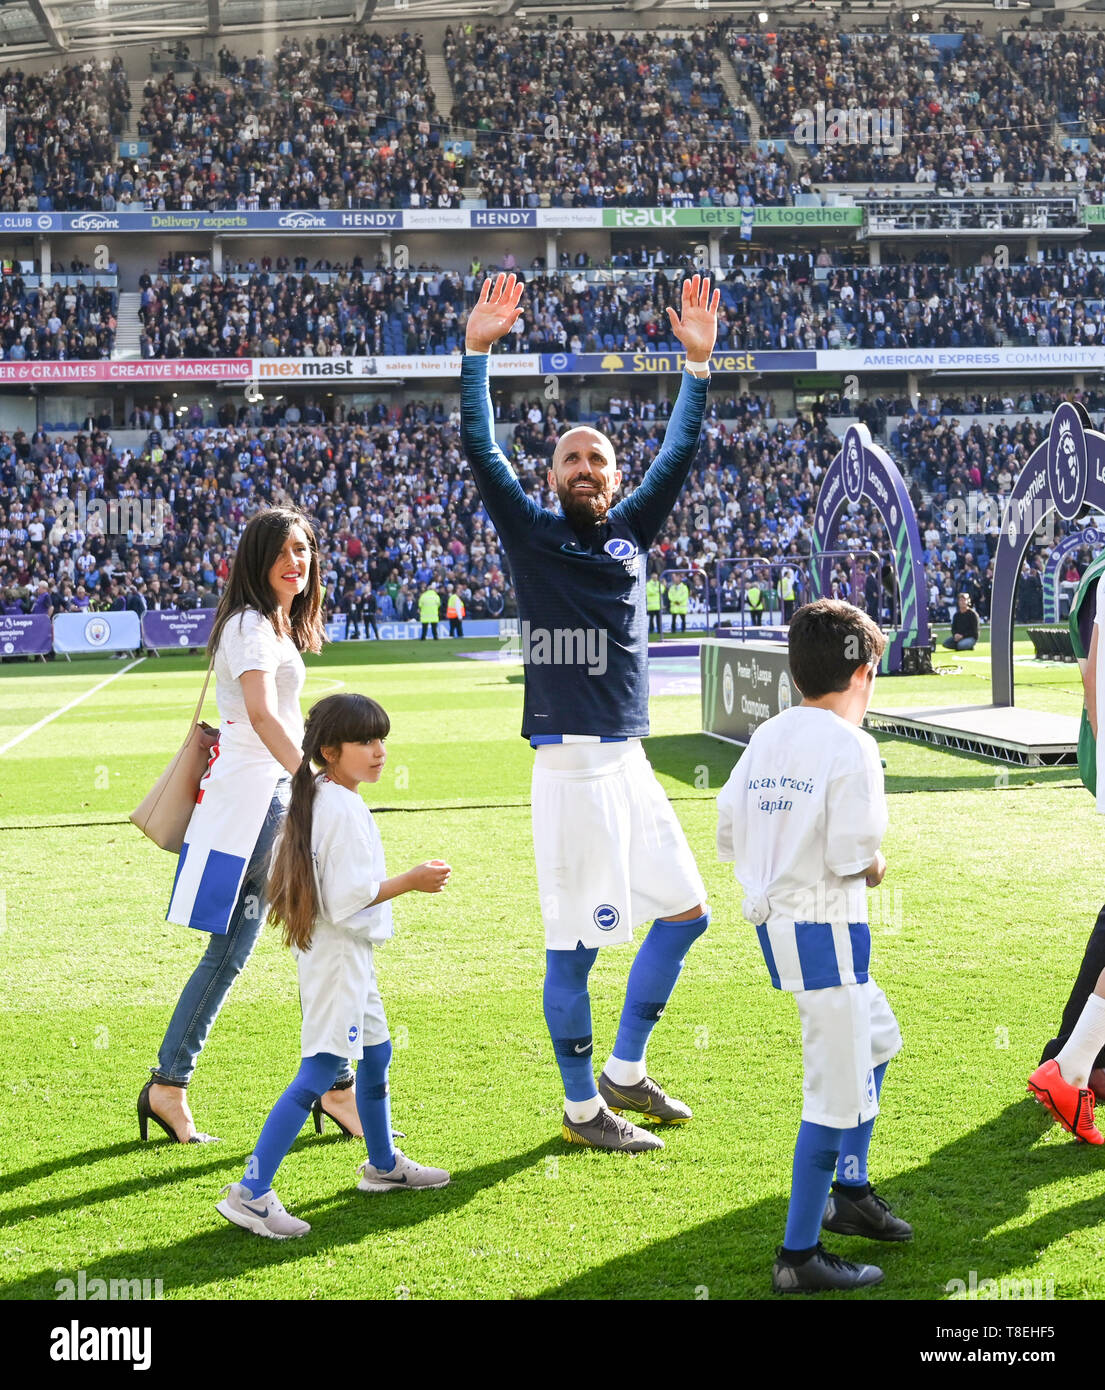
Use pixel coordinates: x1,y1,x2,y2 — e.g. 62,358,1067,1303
348,1024,359,1045
594,904,620,931
604,537,640,575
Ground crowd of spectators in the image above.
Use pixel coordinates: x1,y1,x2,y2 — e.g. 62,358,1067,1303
730,24,1090,188
2,380,1096,633
130,248,1105,360
0,57,130,213
17,24,1105,214
0,275,116,361
446,20,787,208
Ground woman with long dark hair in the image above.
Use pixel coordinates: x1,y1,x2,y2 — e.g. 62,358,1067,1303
138,506,361,1143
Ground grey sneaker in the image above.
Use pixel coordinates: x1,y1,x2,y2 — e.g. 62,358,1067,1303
216,1182,310,1239
598,1071,692,1124
356,1148,450,1193
772,1243,884,1294
562,1104,665,1152
822,1183,913,1242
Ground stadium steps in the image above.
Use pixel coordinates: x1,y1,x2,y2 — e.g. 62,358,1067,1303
112,292,143,359
124,79,148,142
425,51,456,129
715,50,760,143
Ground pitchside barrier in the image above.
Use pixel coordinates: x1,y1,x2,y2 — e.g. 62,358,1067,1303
701,638,795,745
0,611,527,660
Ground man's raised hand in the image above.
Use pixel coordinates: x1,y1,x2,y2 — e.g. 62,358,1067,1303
465,272,525,352
666,273,721,367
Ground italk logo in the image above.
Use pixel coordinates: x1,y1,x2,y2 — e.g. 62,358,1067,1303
1046,403,1089,522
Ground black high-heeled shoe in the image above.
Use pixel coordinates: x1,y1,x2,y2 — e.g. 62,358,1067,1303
138,1081,220,1144
311,1096,405,1142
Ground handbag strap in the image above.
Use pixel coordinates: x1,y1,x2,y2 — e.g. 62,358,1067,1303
190,655,216,727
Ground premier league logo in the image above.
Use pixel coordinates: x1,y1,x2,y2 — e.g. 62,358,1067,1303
1047,403,1088,523
842,426,865,504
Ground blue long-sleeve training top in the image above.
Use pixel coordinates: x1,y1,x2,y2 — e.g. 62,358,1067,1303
460,351,709,740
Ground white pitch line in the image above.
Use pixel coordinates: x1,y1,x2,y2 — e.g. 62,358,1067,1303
0,656,146,757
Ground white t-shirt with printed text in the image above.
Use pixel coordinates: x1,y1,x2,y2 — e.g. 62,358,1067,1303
717,704,887,935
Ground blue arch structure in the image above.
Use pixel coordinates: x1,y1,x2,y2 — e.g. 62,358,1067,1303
809,423,931,673
991,403,1105,706
1042,525,1105,623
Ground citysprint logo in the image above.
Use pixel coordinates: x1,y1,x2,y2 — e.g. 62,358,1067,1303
54,491,170,538
792,102,904,157
503,622,608,677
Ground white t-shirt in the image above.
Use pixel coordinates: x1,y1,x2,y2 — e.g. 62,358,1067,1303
306,776,393,942
213,608,305,749
717,705,886,989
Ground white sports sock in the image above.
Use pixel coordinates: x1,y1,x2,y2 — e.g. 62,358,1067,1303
604,1055,646,1086
1055,993,1105,1088
565,1095,601,1124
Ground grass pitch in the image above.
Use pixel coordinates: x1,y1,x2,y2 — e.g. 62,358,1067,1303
2,632,1105,1301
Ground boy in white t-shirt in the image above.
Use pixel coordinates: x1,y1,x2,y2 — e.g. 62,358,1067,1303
717,599,911,1293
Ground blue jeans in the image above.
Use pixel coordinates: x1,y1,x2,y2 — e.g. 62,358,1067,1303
151,779,354,1089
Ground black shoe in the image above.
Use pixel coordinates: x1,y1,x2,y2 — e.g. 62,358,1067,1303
311,1097,405,1142
822,1182,913,1242
772,1243,884,1293
137,1081,219,1144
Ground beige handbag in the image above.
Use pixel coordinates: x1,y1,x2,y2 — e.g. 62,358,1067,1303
130,659,219,853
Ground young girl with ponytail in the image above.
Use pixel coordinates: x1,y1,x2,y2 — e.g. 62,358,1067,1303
217,692,453,1239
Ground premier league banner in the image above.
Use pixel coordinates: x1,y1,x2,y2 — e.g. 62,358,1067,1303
992,402,1105,706
700,638,794,745
142,609,216,649
0,612,52,656
53,611,141,654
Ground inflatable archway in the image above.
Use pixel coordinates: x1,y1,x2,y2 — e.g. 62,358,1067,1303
810,423,931,672
992,403,1105,705
1042,525,1105,623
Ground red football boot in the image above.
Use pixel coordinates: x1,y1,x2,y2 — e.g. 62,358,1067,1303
1027,1060,1104,1144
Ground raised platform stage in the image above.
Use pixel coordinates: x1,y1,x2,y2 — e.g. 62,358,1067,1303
863,704,1079,766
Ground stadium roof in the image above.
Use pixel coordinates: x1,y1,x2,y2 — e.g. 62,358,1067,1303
0,0,1094,60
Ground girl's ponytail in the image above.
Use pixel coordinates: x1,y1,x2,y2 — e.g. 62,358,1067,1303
265,692,391,952
267,756,321,951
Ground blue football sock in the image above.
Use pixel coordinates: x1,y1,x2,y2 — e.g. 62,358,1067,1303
783,1119,845,1252
835,1060,888,1189
356,1039,396,1172
544,944,599,1102
612,912,709,1063
242,1052,344,1198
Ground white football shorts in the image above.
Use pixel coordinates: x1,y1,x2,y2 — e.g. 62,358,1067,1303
531,739,706,950
294,924,390,1058
794,976,902,1130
